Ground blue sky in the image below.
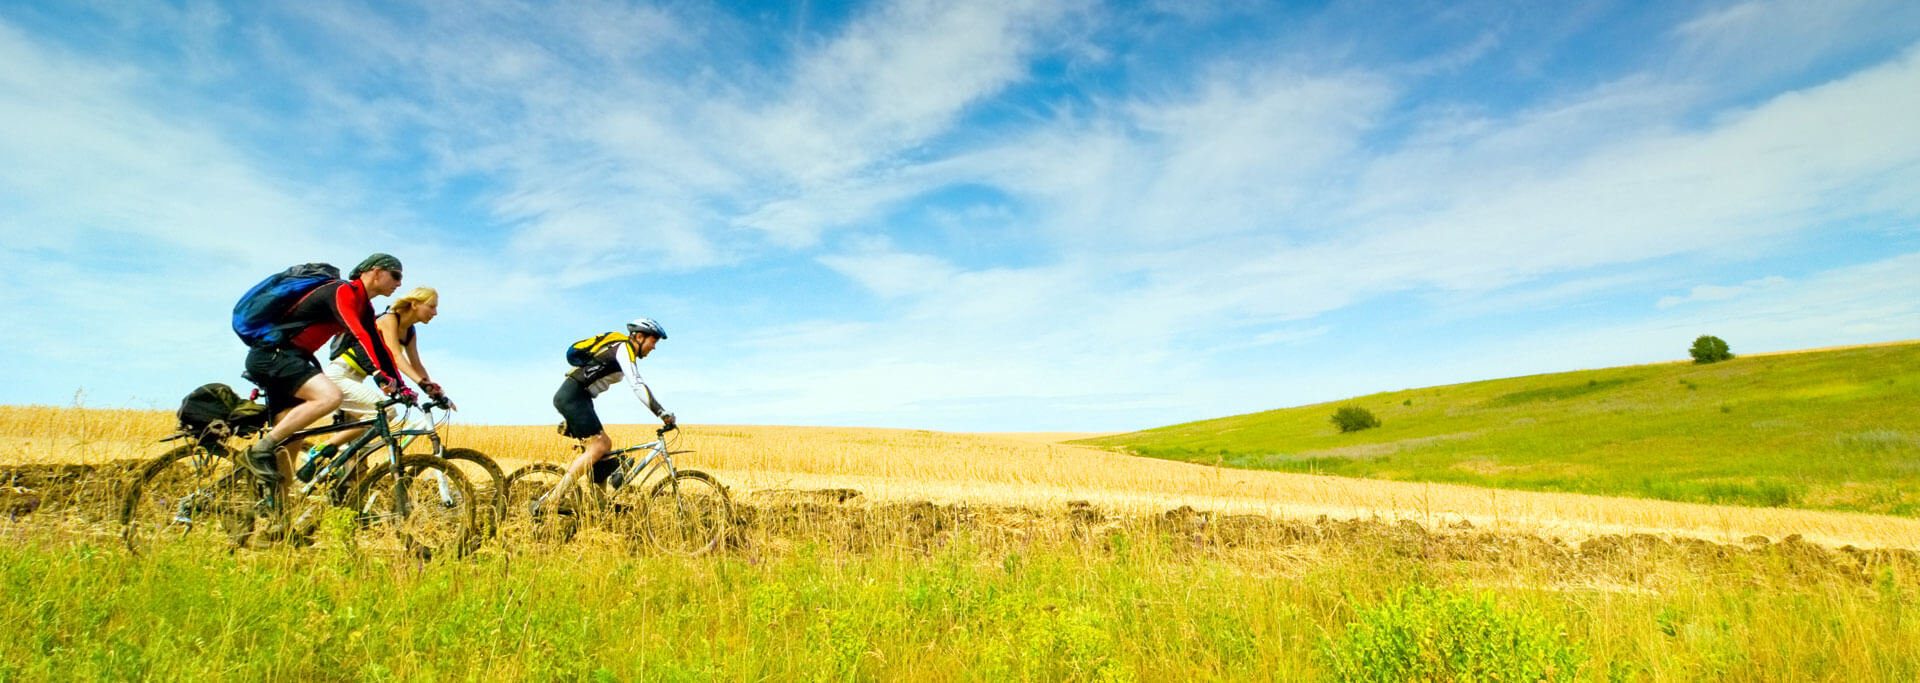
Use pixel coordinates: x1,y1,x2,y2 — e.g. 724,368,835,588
3,0,1918,432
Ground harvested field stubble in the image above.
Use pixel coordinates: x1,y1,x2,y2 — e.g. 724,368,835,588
7,406,1920,551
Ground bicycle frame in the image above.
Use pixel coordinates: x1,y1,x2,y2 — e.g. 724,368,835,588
601,427,695,494
605,441,673,493
291,397,452,497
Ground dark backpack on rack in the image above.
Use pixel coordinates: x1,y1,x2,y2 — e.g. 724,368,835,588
232,263,341,347
175,383,269,441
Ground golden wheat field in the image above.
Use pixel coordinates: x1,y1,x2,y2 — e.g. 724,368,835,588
5,404,1918,551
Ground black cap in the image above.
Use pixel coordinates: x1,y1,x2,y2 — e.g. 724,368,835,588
350,253,403,279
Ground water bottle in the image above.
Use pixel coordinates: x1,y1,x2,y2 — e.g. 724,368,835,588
296,445,336,483
606,456,634,489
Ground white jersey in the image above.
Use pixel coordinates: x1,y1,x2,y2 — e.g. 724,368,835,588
569,337,668,418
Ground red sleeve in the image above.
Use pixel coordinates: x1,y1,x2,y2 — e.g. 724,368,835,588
333,282,402,381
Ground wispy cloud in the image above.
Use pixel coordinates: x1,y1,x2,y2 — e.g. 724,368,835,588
4,1,1919,430
1657,276,1790,309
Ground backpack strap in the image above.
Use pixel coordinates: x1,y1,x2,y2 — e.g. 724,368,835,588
260,283,336,347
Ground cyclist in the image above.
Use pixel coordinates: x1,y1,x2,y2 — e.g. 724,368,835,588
531,317,676,515
300,285,452,479
242,253,409,491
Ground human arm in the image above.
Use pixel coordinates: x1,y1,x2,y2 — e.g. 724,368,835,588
376,315,423,384
381,316,449,404
401,331,453,408
333,283,403,392
615,343,671,424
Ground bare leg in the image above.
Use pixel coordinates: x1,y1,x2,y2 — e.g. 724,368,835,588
266,375,343,446
538,433,611,513
247,375,343,493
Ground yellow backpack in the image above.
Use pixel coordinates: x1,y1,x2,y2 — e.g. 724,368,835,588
566,332,629,367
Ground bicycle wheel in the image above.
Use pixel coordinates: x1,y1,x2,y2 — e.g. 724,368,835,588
440,448,506,541
502,462,602,544
347,454,476,559
624,470,732,556
119,444,260,555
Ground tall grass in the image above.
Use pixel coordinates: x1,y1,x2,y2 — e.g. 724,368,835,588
1,512,1916,681
5,395,1920,680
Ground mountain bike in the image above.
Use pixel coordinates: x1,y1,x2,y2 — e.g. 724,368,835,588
504,425,733,555
295,395,508,547
120,394,477,558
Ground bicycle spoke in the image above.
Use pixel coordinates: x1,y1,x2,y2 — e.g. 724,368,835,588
350,456,475,559
636,471,732,556
122,446,260,555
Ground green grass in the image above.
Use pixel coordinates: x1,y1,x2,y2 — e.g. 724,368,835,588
2,523,1917,682
1077,342,1920,515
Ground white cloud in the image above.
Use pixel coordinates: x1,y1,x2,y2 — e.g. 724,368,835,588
756,0,1081,181
0,20,340,261
815,243,961,300
1323,41,1920,294
6,2,1920,431
1656,275,1790,309
1672,0,1920,91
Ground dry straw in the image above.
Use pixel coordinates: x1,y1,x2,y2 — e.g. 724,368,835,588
6,406,1919,550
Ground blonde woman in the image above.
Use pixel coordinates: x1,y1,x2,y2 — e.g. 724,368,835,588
298,286,452,482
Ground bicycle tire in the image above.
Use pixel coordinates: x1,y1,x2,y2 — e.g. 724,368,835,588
347,454,477,559
627,470,733,556
440,447,506,541
502,462,602,545
119,444,260,555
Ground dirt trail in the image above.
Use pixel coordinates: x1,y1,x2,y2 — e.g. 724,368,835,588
713,467,1920,551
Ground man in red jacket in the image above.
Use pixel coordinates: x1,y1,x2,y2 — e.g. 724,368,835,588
241,253,409,489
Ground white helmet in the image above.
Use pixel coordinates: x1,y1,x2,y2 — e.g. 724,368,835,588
626,317,667,339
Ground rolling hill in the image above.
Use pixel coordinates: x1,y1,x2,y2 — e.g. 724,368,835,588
1075,341,1920,515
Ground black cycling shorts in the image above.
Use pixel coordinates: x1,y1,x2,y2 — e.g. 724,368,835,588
244,345,322,417
553,380,604,439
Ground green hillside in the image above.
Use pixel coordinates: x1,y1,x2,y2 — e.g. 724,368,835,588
1076,341,1920,515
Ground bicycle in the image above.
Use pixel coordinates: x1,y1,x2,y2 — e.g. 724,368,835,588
296,394,508,547
504,425,733,555
120,394,478,558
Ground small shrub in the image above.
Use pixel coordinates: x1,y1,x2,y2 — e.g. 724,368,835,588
1322,586,1585,682
1690,335,1733,363
1331,406,1381,433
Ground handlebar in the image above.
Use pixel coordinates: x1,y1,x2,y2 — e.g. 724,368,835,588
373,392,453,411
375,393,418,410
657,423,677,436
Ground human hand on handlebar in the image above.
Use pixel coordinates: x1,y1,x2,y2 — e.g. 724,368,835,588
421,381,455,410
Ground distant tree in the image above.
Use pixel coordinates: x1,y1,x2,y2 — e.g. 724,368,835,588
1690,335,1733,364
1331,405,1381,433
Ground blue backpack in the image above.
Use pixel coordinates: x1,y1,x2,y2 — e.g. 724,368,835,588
232,263,341,347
